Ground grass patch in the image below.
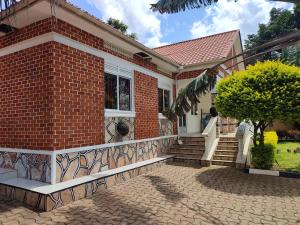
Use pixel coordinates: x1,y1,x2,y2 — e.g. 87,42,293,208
274,142,300,172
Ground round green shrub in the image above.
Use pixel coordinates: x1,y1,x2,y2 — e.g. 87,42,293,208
251,144,275,169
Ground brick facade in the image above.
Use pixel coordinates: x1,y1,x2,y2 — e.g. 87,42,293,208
52,43,105,150
0,41,105,150
0,17,176,150
175,69,205,80
0,43,53,150
134,71,159,139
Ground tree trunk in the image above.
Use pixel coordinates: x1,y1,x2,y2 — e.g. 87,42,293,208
252,121,259,147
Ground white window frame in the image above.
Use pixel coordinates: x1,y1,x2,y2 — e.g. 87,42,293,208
105,63,135,118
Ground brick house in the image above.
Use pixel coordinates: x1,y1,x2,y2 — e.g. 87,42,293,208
0,0,244,211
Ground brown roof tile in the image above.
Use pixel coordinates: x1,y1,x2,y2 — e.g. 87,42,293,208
153,30,239,66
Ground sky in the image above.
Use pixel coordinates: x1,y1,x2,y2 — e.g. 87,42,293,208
69,0,293,48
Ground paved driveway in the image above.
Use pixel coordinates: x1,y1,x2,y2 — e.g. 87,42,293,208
0,163,300,225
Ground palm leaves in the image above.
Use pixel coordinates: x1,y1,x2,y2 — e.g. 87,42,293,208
150,0,218,14
0,0,17,19
151,0,300,14
163,68,218,120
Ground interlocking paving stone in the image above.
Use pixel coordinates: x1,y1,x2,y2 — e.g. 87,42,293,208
0,163,300,225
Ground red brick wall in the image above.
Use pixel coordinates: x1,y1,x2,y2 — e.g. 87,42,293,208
0,17,172,78
0,43,53,150
52,43,105,149
175,69,205,80
134,71,159,139
0,41,105,150
0,16,175,150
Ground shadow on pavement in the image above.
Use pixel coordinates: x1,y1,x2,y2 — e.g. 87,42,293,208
145,175,187,202
196,166,300,197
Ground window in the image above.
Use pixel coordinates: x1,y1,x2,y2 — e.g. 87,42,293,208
105,73,131,111
191,103,198,115
158,88,170,113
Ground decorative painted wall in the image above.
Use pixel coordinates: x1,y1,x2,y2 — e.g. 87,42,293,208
159,119,173,136
56,136,176,183
0,152,51,183
105,117,135,143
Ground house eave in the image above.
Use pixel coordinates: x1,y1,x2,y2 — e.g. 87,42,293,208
0,0,180,72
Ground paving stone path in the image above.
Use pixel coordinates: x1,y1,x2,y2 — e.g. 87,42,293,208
0,163,300,225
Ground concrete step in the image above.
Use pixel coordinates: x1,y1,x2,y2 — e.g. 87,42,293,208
219,137,238,142
168,149,204,155
213,155,236,161
218,141,238,146
171,145,205,150
169,152,203,159
212,160,235,167
0,168,17,181
214,150,238,156
173,156,202,162
180,140,205,144
217,145,238,150
180,137,205,143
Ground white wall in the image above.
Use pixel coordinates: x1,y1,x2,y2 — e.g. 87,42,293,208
177,78,212,134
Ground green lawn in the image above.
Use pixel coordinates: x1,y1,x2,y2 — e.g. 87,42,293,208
274,142,300,172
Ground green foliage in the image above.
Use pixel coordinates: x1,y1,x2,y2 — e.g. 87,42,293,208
216,61,300,146
264,131,278,148
216,61,300,124
251,144,275,169
245,5,300,65
107,18,138,40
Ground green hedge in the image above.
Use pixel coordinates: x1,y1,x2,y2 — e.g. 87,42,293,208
251,144,275,170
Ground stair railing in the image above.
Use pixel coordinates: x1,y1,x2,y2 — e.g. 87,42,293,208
235,122,253,168
201,117,219,166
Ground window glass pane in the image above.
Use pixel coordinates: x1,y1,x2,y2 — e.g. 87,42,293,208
105,73,117,109
158,88,164,113
164,90,170,110
191,104,198,115
119,77,131,111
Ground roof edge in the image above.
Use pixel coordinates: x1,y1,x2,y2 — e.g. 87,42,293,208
154,29,240,50
1,0,180,69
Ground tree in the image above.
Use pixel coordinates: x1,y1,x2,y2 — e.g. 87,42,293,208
150,0,300,14
107,17,138,40
162,30,300,120
244,5,300,65
215,61,300,147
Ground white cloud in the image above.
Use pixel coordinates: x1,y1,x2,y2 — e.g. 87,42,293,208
190,0,293,42
86,0,168,48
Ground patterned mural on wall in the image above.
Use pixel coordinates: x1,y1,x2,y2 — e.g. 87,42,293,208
159,119,173,136
56,137,176,183
0,152,51,183
105,117,134,143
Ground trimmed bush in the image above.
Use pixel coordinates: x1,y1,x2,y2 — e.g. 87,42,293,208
251,144,275,169
264,131,278,148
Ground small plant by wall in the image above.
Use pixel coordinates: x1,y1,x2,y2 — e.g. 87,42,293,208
251,144,275,170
